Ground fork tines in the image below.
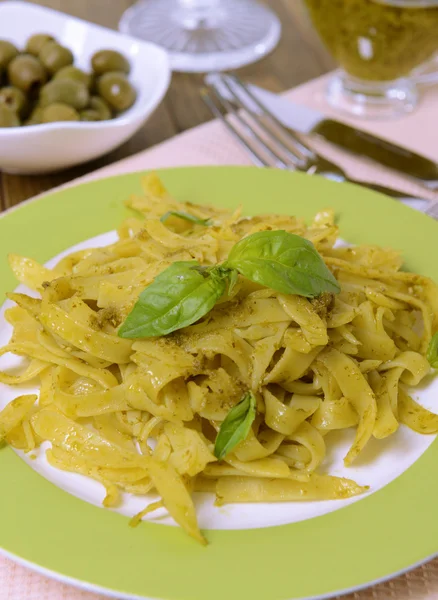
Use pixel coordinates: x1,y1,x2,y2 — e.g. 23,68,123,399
202,73,316,170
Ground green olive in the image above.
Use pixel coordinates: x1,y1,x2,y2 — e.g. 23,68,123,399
89,95,112,120
38,41,73,74
7,54,47,93
39,79,89,110
40,103,80,123
54,65,92,89
0,104,20,127
0,40,19,69
97,72,136,112
0,86,27,117
25,34,55,56
79,108,101,121
91,49,130,75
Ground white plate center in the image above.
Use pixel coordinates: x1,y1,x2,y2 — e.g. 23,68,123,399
0,231,437,530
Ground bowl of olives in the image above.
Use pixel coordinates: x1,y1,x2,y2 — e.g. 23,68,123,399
0,1,171,173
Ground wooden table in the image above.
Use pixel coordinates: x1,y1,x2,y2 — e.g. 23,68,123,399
0,0,335,210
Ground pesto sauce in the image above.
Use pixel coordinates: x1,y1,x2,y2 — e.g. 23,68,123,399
304,0,438,81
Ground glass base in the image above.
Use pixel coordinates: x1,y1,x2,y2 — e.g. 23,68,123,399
119,0,281,73
326,71,418,120
412,53,438,86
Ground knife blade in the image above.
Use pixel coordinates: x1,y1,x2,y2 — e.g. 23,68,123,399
206,75,438,189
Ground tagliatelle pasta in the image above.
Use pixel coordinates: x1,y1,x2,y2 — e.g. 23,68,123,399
0,172,437,544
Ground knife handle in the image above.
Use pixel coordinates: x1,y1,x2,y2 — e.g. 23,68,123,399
348,180,415,200
313,120,438,188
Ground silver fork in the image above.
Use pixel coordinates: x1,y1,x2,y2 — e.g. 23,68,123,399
202,73,438,219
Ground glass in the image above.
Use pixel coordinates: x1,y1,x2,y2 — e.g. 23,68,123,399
119,0,281,73
304,0,438,119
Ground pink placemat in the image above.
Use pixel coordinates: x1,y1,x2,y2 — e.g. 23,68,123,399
1,72,438,600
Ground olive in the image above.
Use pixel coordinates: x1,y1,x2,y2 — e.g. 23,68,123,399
79,108,101,121
54,65,92,89
40,103,79,123
97,72,136,112
91,49,130,75
7,54,47,93
0,40,18,69
39,41,73,74
26,34,55,56
89,95,112,120
0,105,20,127
39,79,89,110
0,86,27,117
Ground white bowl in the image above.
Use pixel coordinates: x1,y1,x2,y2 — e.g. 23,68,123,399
0,1,171,174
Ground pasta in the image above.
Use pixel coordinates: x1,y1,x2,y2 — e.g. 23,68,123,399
0,172,437,545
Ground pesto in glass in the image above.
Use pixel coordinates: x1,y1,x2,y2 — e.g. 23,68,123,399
304,0,438,81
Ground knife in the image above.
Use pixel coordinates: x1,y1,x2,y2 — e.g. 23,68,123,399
206,75,438,189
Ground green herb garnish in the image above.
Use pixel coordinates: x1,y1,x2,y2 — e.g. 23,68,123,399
227,269,239,295
160,211,212,226
118,230,340,339
118,262,228,338
214,391,257,460
427,332,438,368
225,230,340,297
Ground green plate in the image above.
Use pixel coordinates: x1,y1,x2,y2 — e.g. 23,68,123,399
0,167,437,600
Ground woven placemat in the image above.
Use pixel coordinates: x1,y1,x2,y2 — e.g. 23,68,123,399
1,72,437,600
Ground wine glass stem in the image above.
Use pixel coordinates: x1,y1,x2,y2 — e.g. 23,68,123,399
178,0,220,8
176,0,223,29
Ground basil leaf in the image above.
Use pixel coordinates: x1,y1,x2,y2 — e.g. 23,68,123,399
214,391,257,460
225,230,340,298
160,211,212,226
228,269,239,295
427,332,438,368
118,261,227,338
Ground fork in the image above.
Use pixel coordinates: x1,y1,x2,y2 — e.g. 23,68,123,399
202,73,438,220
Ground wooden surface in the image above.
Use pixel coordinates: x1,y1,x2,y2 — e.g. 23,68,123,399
0,0,335,210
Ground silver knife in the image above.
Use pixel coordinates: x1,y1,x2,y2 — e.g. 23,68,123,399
206,76,438,190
